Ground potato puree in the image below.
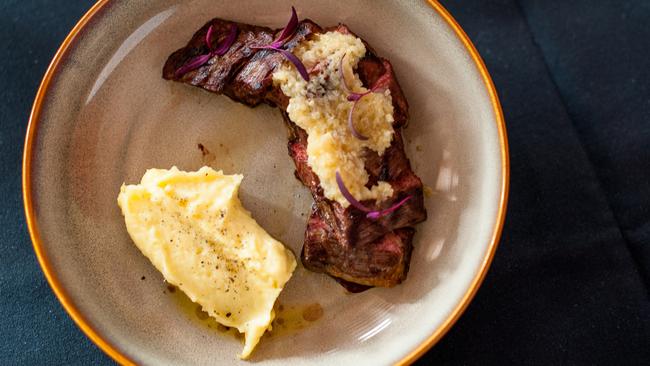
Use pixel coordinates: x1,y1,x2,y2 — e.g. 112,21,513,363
117,166,296,358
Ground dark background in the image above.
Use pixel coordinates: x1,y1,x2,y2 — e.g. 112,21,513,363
1,0,648,365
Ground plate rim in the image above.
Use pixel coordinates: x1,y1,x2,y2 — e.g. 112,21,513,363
22,1,509,364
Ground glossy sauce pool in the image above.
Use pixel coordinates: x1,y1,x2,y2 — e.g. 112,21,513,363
165,283,324,342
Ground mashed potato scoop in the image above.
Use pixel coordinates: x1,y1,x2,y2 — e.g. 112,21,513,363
118,166,296,358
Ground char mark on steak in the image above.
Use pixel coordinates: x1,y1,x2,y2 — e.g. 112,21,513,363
163,19,427,291
163,19,322,107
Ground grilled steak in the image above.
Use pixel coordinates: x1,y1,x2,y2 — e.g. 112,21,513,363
303,204,416,288
163,19,322,106
163,18,427,291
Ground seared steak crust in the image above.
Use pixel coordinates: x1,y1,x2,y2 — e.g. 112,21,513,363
163,19,426,291
163,19,322,106
302,204,415,288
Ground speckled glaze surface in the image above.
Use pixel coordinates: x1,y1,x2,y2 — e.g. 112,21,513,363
24,1,507,365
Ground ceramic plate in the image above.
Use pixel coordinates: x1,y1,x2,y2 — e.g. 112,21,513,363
24,1,508,364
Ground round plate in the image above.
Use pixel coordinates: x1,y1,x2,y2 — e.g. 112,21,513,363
23,1,508,365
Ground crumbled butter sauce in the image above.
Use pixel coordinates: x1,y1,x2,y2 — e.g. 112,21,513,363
273,32,395,206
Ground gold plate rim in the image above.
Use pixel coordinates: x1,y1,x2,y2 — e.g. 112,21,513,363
22,1,509,365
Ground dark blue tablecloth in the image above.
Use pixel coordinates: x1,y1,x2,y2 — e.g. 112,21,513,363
1,1,648,365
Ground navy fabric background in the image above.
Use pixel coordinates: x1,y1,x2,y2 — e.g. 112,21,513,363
1,0,648,365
